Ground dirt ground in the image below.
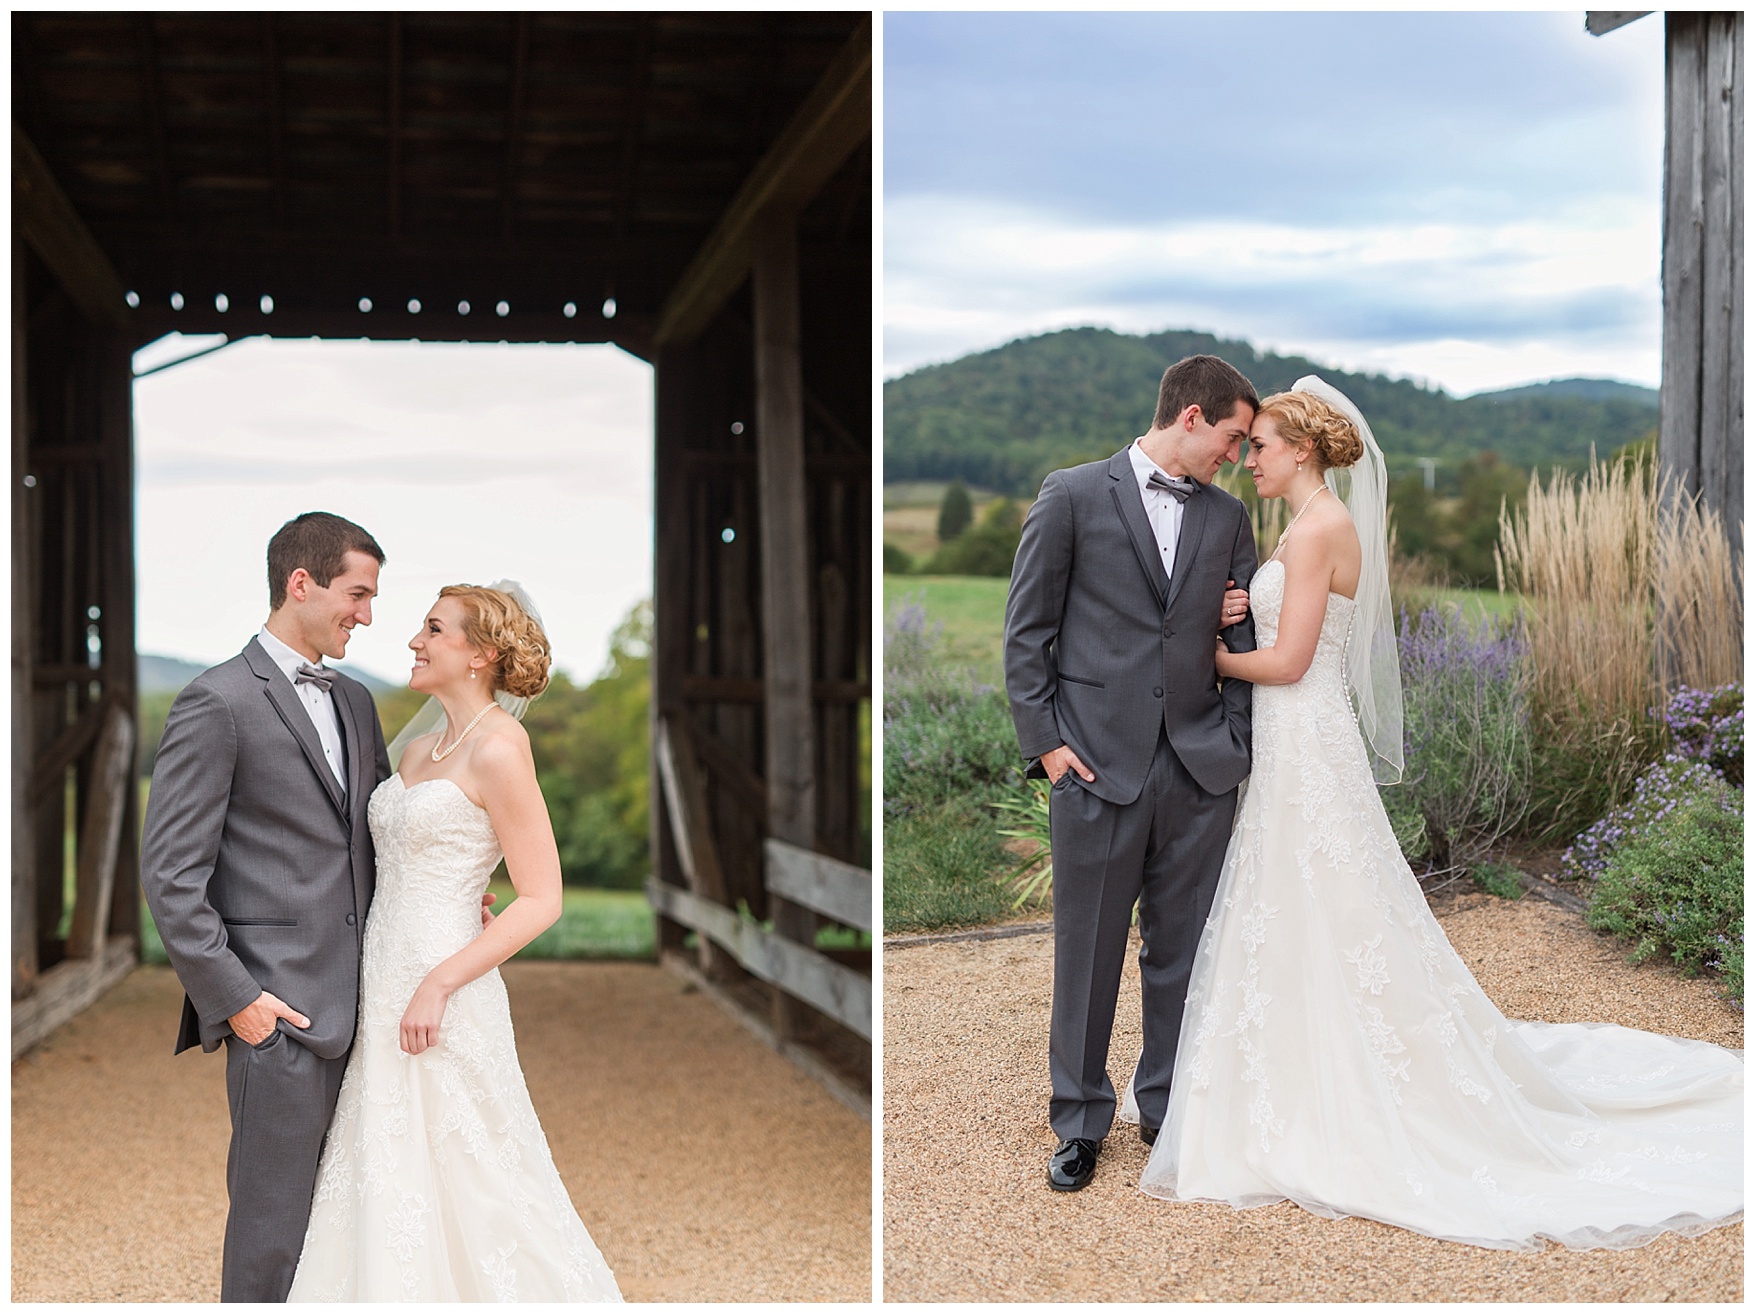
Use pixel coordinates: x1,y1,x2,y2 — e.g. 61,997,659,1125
883,891,1743,1302
13,961,871,1302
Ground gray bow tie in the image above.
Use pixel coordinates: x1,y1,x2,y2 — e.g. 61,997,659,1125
1147,470,1197,503
295,661,335,693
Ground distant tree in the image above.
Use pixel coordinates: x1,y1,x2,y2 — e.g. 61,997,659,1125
927,498,1023,576
883,541,914,575
937,480,973,542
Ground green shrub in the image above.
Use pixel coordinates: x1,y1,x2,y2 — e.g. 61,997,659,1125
924,498,1022,577
1585,780,1743,1001
937,480,973,542
883,541,914,574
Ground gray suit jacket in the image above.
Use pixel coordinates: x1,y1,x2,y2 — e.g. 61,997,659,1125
141,637,391,1058
1004,447,1259,806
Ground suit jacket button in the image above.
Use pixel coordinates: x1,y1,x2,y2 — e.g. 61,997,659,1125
345,913,357,926
1153,687,1163,698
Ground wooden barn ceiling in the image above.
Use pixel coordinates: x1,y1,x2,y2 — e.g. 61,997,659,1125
12,10,870,350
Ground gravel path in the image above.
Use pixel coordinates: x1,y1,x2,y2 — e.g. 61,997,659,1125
883,891,1742,1302
13,961,871,1302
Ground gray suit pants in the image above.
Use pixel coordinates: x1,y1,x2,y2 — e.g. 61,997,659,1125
220,1030,348,1303
1048,731,1236,1142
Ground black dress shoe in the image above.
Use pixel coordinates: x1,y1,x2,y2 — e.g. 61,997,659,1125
1047,1137,1099,1191
1140,1124,1160,1147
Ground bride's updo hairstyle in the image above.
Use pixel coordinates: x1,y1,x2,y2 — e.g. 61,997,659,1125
1257,391,1366,471
438,584,552,699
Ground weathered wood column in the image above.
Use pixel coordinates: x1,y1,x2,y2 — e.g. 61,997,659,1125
1660,11,1744,547
753,205,818,1041
12,231,37,1001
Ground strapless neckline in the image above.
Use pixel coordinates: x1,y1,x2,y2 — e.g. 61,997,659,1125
390,772,485,814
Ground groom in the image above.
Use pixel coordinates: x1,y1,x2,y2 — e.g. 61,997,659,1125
1003,354,1261,1191
141,511,392,1301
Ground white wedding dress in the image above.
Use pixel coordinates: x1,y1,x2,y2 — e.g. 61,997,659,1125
1128,559,1743,1251
287,775,623,1301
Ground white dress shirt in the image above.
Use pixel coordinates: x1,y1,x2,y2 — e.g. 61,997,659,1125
257,625,348,793
1128,439,1186,582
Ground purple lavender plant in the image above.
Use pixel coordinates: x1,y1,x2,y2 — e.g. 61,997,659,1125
1391,605,1533,878
1657,682,1744,785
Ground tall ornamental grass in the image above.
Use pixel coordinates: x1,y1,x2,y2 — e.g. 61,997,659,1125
1389,605,1533,884
1497,452,1743,839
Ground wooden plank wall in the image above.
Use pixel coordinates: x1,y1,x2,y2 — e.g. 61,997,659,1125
1661,12,1744,548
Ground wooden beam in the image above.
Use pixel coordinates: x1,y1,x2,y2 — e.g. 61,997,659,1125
500,14,530,242
766,839,871,933
261,14,287,225
653,18,870,344
12,124,129,327
1659,13,1744,550
13,230,38,1001
752,209,816,850
27,694,112,808
388,14,404,239
134,14,174,216
612,16,654,249
65,706,135,960
10,935,138,1060
654,717,729,905
676,706,767,817
680,674,869,704
645,879,871,1041
1586,12,1651,37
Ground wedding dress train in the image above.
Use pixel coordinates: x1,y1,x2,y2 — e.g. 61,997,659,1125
288,775,623,1300
1128,560,1743,1251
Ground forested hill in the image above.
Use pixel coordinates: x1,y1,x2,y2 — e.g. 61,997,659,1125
883,327,1658,495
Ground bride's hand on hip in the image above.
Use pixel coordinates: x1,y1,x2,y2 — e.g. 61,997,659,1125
400,973,454,1055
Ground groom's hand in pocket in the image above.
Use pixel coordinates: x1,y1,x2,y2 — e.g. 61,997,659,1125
229,990,311,1046
1042,744,1094,785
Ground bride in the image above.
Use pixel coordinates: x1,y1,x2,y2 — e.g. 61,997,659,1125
288,582,623,1301
1126,378,1743,1250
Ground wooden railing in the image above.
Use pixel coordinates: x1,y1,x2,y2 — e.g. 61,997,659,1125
647,716,872,1044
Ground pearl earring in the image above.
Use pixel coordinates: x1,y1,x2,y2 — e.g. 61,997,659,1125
470,669,477,680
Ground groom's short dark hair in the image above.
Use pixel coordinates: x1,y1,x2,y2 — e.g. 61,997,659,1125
267,512,385,610
1154,355,1259,431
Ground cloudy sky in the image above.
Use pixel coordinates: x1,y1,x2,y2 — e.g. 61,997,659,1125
134,336,652,685
884,10,1666,396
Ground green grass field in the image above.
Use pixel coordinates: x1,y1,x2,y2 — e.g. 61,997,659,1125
884,574,1521,689
139,884,656,967
884,575,1012,684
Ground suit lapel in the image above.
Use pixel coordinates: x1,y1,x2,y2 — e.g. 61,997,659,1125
1106,448,1170,610
1163,484,1211,615
338,681,368,832
244,638,349,826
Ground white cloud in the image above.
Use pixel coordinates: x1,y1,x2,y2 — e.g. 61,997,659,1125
134,338,653,685
884,196,1660,395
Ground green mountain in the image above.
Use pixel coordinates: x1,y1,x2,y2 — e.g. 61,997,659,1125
139,651,394,694
1471,377,1659,407
883,327,1659,496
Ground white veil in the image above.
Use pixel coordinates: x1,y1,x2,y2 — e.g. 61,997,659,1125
386,579,548,771
1291,375,1404,786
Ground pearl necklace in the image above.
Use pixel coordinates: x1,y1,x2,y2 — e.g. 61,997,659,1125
1275,483,1329,552
431,702,496,762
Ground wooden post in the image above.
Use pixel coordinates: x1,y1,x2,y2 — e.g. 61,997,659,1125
99,329,140,950
752,205,818,1042
649,343,698,960
65,705,133,959
12,230,37,1001
1660,12,1744,549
